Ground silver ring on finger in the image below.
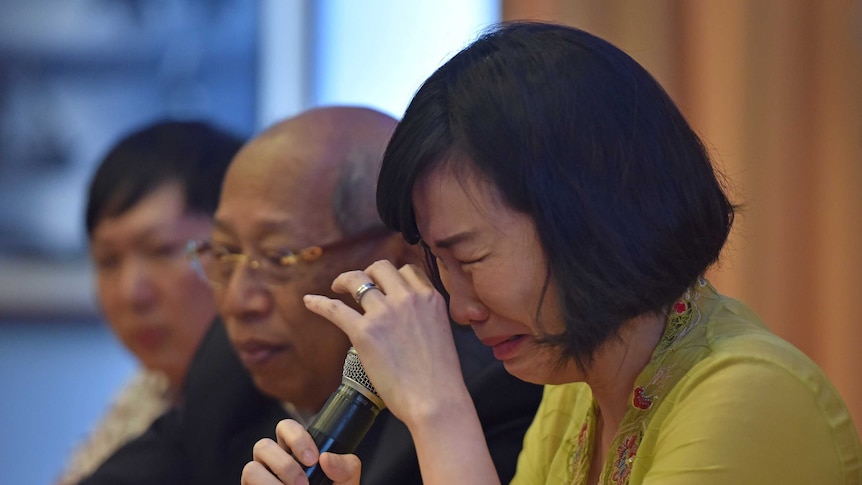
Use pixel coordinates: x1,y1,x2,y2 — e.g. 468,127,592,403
353,281,380,304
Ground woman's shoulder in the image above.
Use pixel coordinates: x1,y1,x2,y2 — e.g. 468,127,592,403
675,282,828,381
652,287,861,468
700,291,832,385
649,323,862,482
665,303,862,470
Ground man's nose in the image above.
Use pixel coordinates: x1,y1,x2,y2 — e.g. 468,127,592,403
217,260,273,322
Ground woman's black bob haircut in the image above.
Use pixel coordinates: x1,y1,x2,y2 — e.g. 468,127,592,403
86,119,243,238
376,22,735,369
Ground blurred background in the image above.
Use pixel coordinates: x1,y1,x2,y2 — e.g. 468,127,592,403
0,1,859,483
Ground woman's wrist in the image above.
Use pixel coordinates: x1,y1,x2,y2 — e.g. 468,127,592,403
407,390,500,485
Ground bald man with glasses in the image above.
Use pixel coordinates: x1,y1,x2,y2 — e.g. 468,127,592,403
79,106,543,485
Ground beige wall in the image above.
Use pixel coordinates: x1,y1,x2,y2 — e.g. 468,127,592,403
504,0,862,435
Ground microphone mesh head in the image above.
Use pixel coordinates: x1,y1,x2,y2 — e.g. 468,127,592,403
343,347,381,399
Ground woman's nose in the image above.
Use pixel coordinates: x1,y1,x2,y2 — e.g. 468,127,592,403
440,269,489,326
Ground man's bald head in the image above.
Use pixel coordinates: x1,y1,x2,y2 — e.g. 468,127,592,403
225,106,397,237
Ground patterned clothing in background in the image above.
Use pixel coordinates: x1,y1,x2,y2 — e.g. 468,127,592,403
56,370,173,485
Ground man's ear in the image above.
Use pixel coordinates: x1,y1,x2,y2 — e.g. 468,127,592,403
376,233,422,267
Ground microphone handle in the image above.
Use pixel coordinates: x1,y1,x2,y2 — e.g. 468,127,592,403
304,382,382,485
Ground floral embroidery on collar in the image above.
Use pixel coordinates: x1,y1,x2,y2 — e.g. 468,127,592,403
632,364,672,410
568,407,594,484
611,433,640,483
630,280,705,413
657,279,705,354
569,418,589,484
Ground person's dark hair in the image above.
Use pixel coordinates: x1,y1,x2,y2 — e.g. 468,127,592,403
85,119,243,237
376,22,736,370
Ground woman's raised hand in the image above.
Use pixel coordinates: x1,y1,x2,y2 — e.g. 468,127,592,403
302,260,469,428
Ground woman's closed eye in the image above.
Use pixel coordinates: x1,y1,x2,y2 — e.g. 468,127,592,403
455,248,490,267
458,256,486,268
422,239,487,273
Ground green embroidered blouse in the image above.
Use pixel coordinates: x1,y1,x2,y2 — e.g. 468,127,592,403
511,280,862,484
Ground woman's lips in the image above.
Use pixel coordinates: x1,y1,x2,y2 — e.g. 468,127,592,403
481,334,527,361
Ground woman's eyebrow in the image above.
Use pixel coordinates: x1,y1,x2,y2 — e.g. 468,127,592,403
433,230,476,250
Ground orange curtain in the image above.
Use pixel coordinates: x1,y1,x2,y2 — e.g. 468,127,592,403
503,0,862,435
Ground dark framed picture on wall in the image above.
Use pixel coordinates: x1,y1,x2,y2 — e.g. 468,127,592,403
0,0,258,320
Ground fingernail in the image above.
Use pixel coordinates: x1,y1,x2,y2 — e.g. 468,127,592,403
302,449,316,464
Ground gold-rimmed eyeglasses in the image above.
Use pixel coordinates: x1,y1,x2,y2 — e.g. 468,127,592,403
186,226,391,287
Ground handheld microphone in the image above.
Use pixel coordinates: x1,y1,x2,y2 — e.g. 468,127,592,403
304,347,385,485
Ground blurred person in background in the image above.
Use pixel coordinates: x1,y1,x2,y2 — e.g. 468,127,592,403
57,120,242,485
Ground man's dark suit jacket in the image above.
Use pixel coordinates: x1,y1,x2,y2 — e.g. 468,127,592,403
79,320,543,484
